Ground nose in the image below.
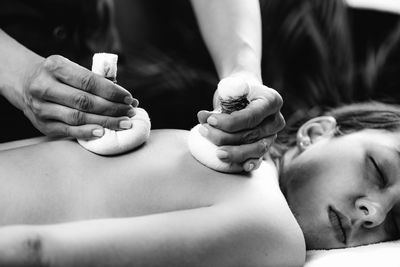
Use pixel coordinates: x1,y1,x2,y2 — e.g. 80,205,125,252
355,198,387,228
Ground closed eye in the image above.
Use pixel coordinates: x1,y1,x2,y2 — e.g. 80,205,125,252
368,156,387,187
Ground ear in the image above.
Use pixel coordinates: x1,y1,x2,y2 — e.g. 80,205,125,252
296,116,337,151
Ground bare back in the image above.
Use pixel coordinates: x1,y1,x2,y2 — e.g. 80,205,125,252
0,129,306,266
0,130,283,223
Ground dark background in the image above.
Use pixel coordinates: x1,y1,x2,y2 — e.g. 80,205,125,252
1,0,399,142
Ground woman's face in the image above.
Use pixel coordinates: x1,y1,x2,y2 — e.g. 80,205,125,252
282,129,400,249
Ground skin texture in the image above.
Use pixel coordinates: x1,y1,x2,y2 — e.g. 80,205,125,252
191,0,285,169
189,78,269,173
1,1,284,165
281,128,400,249
0,30,137,139
0,130,305,267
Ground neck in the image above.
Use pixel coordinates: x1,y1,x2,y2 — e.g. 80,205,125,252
269,146,299,197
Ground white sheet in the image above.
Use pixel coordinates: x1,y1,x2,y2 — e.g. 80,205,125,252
305,240,400,267
345,0,400,15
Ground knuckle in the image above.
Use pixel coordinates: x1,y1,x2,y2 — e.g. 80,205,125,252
28,78,46,96
45,126,59,137
257,140,268,155
242,129,259,144
70,110,86,125
107,87,118,100
27,76,53,100
269,89,283,109
29,99,39,112
234,149,246,162
39,124,54,136
225,146,245,162
108,104,121,116
276,113,286,131
80,73,96,92
220,115,237,132
30,101,44,117
246,114,258,129
73,94,93,111
43,55,65,73
210,132,225,146
101,118,115,129
63,126,72,137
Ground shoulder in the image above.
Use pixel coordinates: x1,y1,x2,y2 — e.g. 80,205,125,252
214,160,306,267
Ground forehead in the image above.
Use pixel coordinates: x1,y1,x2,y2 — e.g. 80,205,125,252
338,129,400,148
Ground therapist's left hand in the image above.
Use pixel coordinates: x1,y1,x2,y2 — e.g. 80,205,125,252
197,77,285,172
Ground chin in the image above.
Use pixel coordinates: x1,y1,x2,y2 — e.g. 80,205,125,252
291,209,342,250
302,228,345,250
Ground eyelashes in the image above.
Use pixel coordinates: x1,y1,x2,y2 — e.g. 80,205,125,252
368,155,387,188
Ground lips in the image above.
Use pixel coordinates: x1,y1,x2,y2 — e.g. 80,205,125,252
328,206,350,245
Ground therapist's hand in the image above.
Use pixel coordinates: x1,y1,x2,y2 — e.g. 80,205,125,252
20,55,137,139
197,76,285,172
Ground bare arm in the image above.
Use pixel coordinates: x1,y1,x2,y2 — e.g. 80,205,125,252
190,0,262,82
0,29,135,139
0,202,304,267
190,0,285,171
0,131,305,266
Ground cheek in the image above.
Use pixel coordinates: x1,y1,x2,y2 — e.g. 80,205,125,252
283,148,363,205
283,157,332,206
282,161,341,249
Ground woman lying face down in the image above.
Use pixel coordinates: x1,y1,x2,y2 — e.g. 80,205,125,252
0,101,400,266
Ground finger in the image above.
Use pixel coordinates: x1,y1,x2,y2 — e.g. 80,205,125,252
197,110,213,124
43,55,134,104
242,157,263,172
38,102,134,130
216,136,276,163
40,81,136,117
41,120,105,139
207,89,283,132
199,113,284,146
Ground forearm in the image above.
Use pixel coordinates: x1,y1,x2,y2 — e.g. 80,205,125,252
0,29,43,110
190,0,262,83
0,207,257,267
0,200,304,267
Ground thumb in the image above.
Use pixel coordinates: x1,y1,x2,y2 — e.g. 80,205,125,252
197,110,213,124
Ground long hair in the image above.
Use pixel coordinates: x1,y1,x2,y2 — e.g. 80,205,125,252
260,0,400,159
271,101,400,161
260,0,400,116
260,0,354,116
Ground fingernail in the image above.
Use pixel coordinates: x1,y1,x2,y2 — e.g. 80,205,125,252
124,96,134,105
216,149,229,160
92,128,104,137
207,116,218,126
198,126,208,137
132,99,139,107
246,162,255,172
127,108,135,117
120,120,132,129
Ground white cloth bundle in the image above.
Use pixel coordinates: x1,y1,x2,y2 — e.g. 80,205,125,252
77,53,151,155
188,77,249,173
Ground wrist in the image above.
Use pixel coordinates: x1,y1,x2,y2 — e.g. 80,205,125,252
0,29,44,111
217,46,262,85
225,70,262,86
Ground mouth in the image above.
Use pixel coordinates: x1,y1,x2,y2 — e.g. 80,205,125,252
328,206,350,245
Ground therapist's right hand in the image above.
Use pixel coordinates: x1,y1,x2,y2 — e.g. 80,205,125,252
20,55,137,139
